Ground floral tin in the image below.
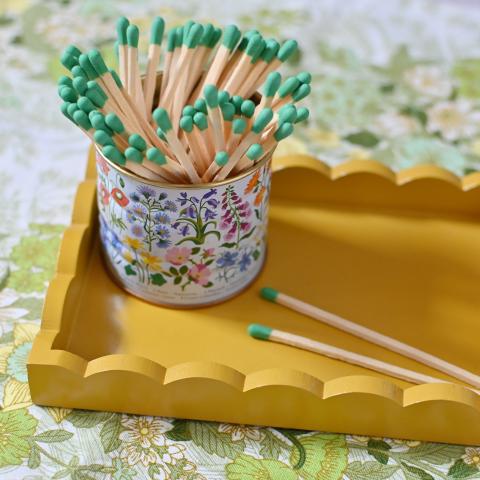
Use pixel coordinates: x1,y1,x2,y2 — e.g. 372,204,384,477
96,150,271,307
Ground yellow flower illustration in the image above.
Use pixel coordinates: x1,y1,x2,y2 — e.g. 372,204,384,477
124,236,142,250
123,250,134,264
140,251,162,271
218,424,262,442
0,323,38,411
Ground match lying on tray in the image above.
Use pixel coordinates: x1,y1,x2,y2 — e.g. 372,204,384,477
58,17,311,184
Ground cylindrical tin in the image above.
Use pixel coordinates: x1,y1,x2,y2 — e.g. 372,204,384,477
96,149,272,307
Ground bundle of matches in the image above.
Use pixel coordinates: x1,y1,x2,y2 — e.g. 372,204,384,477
58,17,311,184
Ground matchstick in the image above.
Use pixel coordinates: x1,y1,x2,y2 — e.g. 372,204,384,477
248,324,480,395
144,17,165,118
260,288,480,390
116,17,129,90
204,84,225,151
126,24,147,118
233,143,264,173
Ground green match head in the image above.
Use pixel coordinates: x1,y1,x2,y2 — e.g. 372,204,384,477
292,83,311,102
297,71,311,84
167,28,177,52
231,95,243,113
193,112,208,131
77,96,96,114
182,105,196,117
58,75,73,88
179,115,194,133
232,118,247,135
105,113,125,134
174,26,184,48
72,110,92,130
60,102,72,120
88,49,109,77
151,16,165,45
65,44,81,58
72,76,87,95
59,86,78,103
295,107,310,123
126,24,139,48
186,23,203,48
246,143,263,161
194,98,207,114
278,104,297,125
93,129,114,146
79,53,99,79
200,23,214,46
251,38,266,63
252,108,273,133
277,39,298,62
116,17,130,45
129,133,147,151
218,90,229,106
153,108,172,132
274,122,294,141
263,71,281,98
248,323,272,340
103,145,126,166
240,99,255,118
60,50,78,70
146,147,166,165
221,102,235,121
214,151,229,167
87,80,107,99
71,65,87,79
260,286,279,302
209,27,222,48
222,24,241,50
67,102,79,118
278,76,300,98
109,69,123,88
245,34,263,58
204,84,219,109
125,147,143,164
90,112,108,130
261,39,280,63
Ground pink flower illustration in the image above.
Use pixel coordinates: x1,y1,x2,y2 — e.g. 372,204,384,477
165,247,191,265
188,264,211,286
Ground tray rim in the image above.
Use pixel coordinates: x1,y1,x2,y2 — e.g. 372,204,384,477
28,149,480,417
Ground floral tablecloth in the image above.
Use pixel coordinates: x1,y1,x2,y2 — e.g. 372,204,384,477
1,0,480,478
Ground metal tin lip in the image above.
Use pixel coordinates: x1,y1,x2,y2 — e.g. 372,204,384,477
95,145,273,189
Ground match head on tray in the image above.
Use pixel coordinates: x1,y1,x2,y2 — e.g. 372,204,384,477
248,324,273,340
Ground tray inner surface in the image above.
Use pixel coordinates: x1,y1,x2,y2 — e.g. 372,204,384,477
52,165,480,387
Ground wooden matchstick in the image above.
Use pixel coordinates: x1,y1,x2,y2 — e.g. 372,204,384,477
248,324,480,395
260,288,480,390
144,17,165,118
116,17,129,90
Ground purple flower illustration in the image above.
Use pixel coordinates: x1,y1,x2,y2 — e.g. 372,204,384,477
131,223,144,238
239,253,251,272
220,186,254,247
156,238,171,248
154,212,170,224
204,188,217,199
159,192,168,201
137,185,155,199
164,200,177,212
217,251,238,268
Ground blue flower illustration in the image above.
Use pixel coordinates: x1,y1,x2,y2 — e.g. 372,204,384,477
164,200,177,212
131,223,144,238
204,208,216,220
239,252,252,272
217,251,239,268
154,211,170,224
137,185,156,199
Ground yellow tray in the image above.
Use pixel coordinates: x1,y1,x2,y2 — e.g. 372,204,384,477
28,148,480,445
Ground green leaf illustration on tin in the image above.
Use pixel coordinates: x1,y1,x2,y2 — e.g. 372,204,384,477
220,242,236,248
401,462,434,480
344,130,379,148
345,461,399,480
252,250,261,260
66,410,112,428
367,439,391,464
124,265,136,276
289,433,348,479
34,429,73,443
188,422,245,460
100,415,123,453
150,273,166,286
179,265,188,275
226,454,297,480
448,459,479,478
166,420,192,442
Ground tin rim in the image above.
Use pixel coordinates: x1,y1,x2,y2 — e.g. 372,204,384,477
96,145,273,189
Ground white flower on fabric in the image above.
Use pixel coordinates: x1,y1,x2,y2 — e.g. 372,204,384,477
374,112,418,137
404,65,452,98
463,447,480,466
218,424,262,442
120,416,172,448
427,101,480,141
159,443,185,465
